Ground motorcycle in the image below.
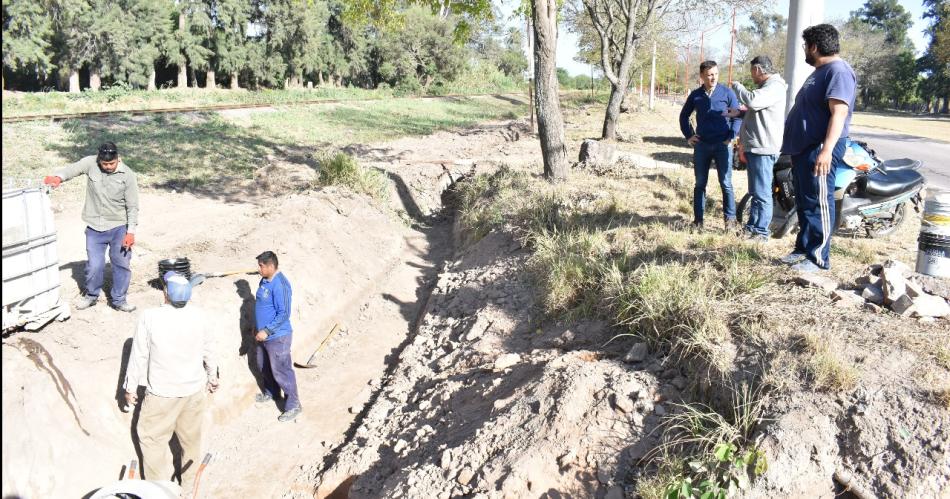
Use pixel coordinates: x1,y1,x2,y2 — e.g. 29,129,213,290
737,139,926,239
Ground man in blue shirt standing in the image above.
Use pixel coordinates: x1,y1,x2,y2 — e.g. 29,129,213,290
780,24,857,272
679,61,742,230
254,250,301,422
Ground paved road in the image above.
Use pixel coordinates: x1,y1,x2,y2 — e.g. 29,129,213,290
850,126,950,191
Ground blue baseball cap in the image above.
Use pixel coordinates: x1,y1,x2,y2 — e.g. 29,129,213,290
163,271,192,303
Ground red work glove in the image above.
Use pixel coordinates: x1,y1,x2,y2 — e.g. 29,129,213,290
122,233,135,249
43,176,62,188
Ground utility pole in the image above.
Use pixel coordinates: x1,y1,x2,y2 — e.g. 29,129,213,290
684,46,690,92
700,32,704,62
728,7,737,84
590,64,594,99
639,70,643,102
649,40,657,110
784,0,824,115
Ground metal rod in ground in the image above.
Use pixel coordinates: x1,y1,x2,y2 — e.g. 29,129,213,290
833,469,878,499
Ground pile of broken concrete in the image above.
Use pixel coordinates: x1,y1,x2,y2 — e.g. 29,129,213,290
834,260,948,320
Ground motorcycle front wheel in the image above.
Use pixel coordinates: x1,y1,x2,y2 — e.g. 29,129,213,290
866,202,908,239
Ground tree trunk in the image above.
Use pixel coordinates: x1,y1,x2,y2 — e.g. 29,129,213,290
317,71,324,85
206,70,216,89
602,78,628,139
531,0,568,180
147,67,157,91
89,68,101,91
942,96,949,114
189,66,197,88
230,74,239,89
177,12,187,88
68,69,80,93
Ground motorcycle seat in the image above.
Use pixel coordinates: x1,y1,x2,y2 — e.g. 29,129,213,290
860,168,925,198
879,158,921,171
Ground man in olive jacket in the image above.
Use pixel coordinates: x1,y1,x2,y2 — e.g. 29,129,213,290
44,142,140,312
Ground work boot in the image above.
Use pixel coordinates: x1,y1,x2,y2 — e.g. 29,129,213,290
278,407,302,422
75,295,97,310
255,392,273,404
112,302,137,313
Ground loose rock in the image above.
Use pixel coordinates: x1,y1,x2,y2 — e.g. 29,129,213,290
493,353,521,371
457,467,475,486
623,342,649,363
862,285,885,305
796,274,838,294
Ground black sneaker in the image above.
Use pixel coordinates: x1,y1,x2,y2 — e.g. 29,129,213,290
278,407,302,422
254,392,274,403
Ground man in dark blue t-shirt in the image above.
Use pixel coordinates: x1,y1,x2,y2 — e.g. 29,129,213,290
679,60,742,230
780,24,856,272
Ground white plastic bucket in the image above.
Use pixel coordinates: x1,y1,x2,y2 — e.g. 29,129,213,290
920,188,950,236
2,187,70,330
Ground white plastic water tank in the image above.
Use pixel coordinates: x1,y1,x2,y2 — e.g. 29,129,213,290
2,186,70,330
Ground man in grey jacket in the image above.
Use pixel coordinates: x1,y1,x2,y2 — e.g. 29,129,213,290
730,56,787,241
44,142,140,312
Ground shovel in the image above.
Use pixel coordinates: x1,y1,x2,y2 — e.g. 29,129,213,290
294,323,340,368
189,269,258,287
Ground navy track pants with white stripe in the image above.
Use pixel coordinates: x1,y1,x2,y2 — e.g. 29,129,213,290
791,138,846,269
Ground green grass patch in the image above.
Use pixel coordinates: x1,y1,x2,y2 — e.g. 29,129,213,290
317,153,387,200
2,95,526,187
529,228,611,316
799,332,859,392
2,86,394,118
606,262,728,363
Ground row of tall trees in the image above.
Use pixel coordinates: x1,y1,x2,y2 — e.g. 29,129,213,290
729,0,949,113
1,0,528,92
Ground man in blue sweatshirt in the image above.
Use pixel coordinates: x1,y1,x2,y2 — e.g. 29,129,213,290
254,250,301,422
679,61,742,230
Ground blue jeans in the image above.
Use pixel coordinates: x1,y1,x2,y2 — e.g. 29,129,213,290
257,334,300,410
744,152,779,236
84,225,132,305
693,141,736,224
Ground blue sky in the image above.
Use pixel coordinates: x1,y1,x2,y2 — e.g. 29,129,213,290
533,0,933,76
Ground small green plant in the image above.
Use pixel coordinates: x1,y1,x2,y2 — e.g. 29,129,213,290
664,442,768,499
657,384,769,498
317,152,387,200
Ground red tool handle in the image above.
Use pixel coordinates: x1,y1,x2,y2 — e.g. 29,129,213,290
191,453,212,498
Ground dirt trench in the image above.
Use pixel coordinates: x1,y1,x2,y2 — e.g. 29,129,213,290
0,118,538,499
